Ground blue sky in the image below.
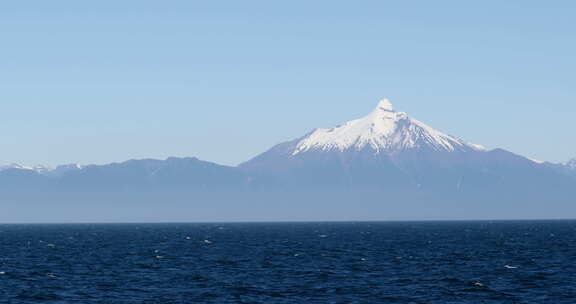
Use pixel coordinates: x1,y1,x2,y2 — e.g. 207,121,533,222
1,1,574,167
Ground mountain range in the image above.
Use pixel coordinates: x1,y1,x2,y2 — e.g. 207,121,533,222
1,99,575,221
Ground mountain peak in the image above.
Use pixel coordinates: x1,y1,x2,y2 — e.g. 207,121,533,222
375,98,394,112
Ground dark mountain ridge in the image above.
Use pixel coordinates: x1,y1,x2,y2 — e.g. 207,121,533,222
1,99,574,220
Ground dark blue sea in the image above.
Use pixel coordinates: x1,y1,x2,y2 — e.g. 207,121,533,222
0,221,575,303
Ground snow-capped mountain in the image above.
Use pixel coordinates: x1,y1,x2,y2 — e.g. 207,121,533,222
293,99,484,155
241,98,574,201
241,98,489,175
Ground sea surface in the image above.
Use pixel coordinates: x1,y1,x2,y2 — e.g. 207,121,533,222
0,221,575,303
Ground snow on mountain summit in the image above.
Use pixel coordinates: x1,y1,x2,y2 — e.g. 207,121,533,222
375,98,395,112
292,98,484,155
0,163,84,176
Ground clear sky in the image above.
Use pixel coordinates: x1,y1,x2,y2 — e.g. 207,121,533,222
1,1,574,167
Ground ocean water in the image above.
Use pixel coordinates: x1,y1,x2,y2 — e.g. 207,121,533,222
0,221,575,303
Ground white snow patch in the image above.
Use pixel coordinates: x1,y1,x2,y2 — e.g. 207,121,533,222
468,143,487,151
292,98,483,155
0,163,52,173
0,163,84,175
